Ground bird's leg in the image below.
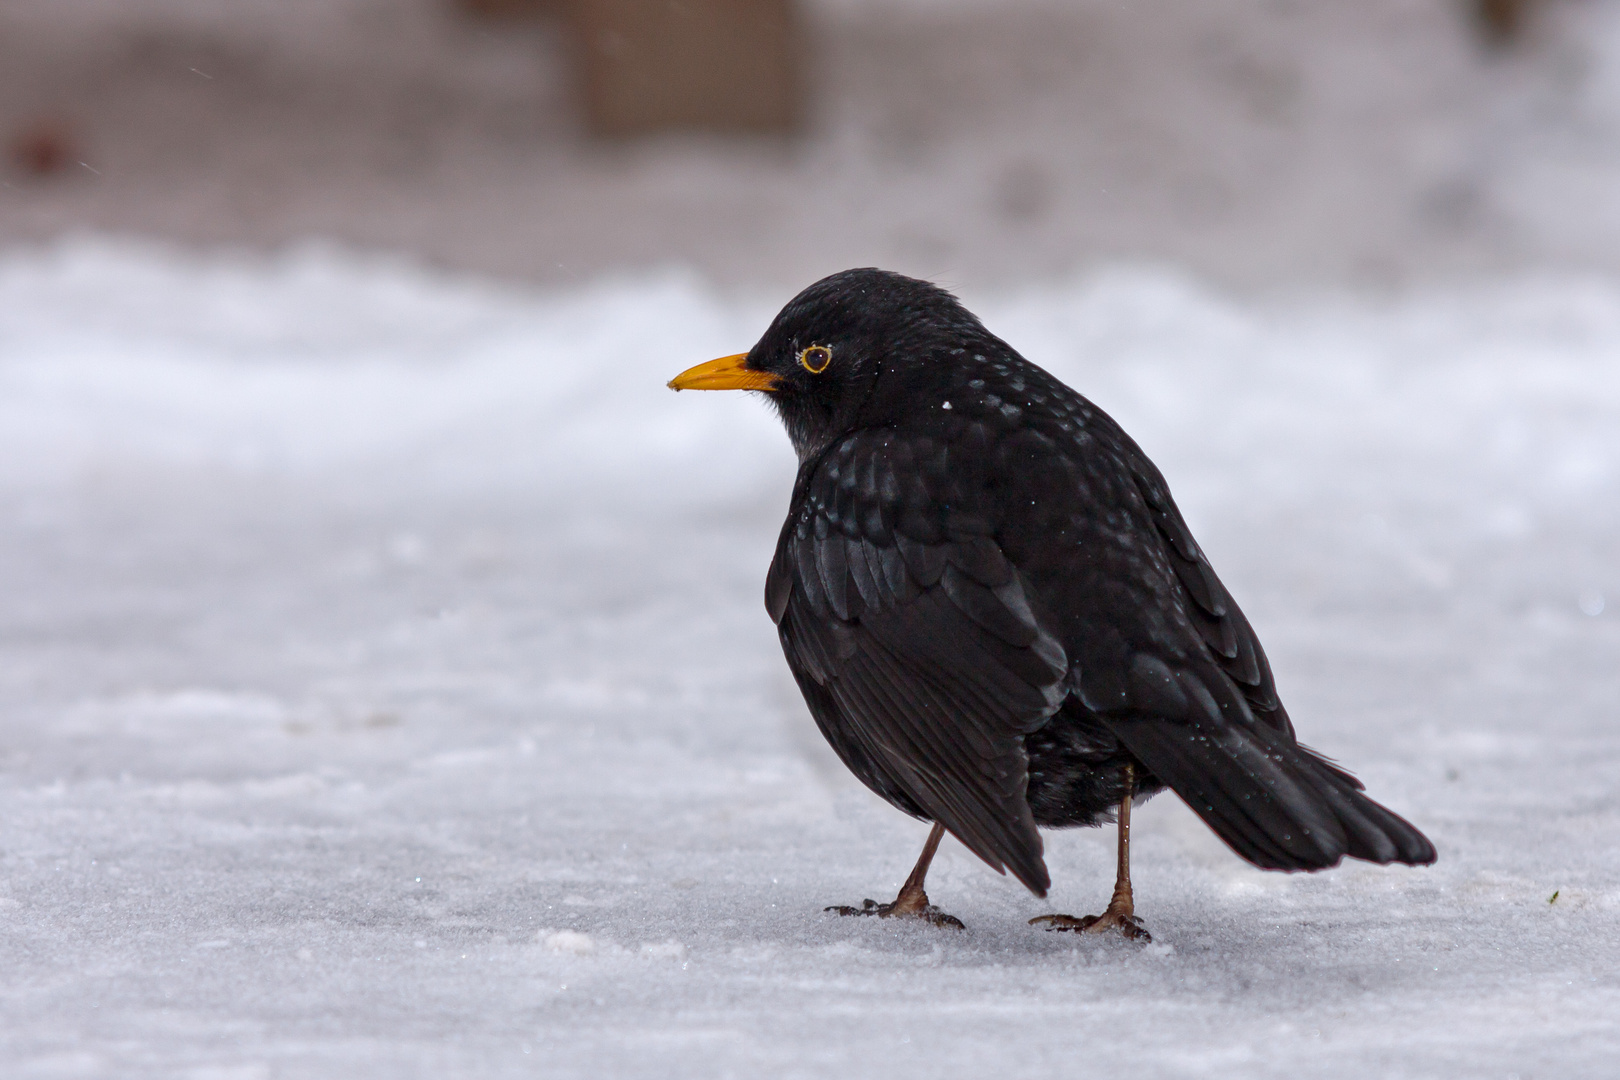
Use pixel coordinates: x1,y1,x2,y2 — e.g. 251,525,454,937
1030,762,1151,942
826,822,965,929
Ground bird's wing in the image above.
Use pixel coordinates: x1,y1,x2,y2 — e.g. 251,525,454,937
1124,452,1294,736
767,432,1068,896
1055,425,1434,870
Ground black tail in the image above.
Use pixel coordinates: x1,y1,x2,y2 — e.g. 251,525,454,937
1111,714,1436,871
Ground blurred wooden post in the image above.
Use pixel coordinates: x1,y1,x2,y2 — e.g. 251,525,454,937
1472,0,1532,46
457,0,568,16
574,0,799,136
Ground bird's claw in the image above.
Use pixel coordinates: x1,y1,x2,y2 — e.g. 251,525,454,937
823,898,887,917
826,898,965,929
1030,910,1151,942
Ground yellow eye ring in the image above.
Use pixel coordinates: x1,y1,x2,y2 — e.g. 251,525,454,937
798,345,833,374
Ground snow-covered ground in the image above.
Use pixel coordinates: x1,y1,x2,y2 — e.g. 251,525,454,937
2,238,1618,1077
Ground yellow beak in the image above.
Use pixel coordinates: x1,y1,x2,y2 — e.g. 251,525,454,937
667,352,780,392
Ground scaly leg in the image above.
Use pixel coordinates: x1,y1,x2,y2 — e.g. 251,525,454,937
1030,762,1151,942
826,822,965,929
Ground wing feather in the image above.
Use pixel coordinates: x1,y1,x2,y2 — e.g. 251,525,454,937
770,434,1068,895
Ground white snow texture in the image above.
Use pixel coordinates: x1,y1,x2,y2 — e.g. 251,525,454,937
1,239,1617,1078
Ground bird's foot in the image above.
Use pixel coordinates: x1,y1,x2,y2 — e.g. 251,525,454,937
826,888,965,929
1030,907,1150,942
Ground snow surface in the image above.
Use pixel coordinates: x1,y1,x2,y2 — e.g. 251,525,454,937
2,239,1618,1078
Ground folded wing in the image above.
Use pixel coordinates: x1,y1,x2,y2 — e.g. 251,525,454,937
769,433,1069,895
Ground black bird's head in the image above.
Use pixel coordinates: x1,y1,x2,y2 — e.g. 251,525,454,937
668,269,993,461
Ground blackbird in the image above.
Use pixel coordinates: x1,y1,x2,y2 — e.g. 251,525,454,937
669,268,1435,938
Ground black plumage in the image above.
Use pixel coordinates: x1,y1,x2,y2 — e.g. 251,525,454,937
669,268,1435,933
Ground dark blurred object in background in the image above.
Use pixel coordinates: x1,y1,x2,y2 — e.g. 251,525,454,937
1474,0,1535,45
575,0,798,135
9,118,78,180
454,0,800,135
458,0,567,18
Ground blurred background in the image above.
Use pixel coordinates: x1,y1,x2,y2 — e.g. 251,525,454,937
8,0,1620,292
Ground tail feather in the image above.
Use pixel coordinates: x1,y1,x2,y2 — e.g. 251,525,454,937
1112,715,1436,871
1301,752,1437,865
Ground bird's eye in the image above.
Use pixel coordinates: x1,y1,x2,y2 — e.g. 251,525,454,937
798,345,833,374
